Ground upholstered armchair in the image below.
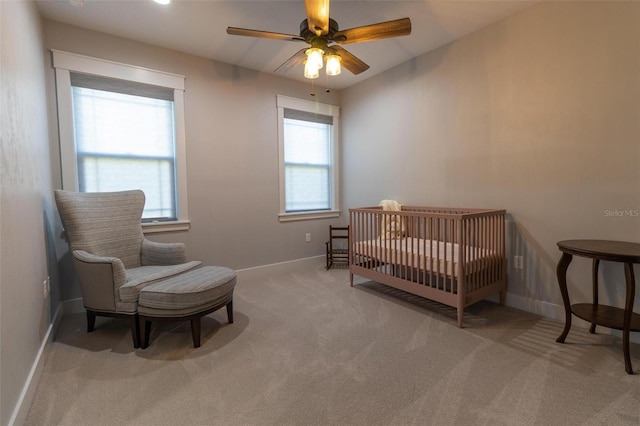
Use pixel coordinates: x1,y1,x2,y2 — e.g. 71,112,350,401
54,189,201,347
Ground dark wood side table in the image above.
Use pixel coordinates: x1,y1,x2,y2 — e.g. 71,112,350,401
556,240,640,374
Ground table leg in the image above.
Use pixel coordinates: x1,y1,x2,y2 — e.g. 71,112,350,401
556,252,573,343
590,259,600,334
623,263,635,374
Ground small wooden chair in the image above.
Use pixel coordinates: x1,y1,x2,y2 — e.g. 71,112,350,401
325,226,349,269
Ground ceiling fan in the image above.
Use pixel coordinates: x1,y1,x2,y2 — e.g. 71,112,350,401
226,0,411,79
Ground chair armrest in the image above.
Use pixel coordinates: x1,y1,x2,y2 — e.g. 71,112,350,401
72,250,126,312
73,250,126,286
141,238,187,266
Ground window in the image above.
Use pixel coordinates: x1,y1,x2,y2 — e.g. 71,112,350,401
53,50,189,232
277,95,340,221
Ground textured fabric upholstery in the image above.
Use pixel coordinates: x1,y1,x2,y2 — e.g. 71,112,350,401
55,189,233,348
137,301,233,318
72,250,127,313
137,266,237,348
72,250,127,288
141,239,188,265
55,189,145,269
118,261,202,303
54,189,200,314
138,266,236,314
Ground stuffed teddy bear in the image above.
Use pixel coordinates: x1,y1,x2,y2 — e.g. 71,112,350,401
384,216,403,240
379,199,405,240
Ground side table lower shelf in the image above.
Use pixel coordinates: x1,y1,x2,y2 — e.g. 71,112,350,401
572,303,640,332
556,240,640,374
571,303,640,331
556,303,640,374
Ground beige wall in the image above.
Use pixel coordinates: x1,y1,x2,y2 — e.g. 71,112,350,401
0,1,56,424
41,1,640,322
341,1,640,317
43,20,343,301
2,0,639,420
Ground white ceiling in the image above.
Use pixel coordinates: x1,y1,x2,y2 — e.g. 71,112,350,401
36,0,537,90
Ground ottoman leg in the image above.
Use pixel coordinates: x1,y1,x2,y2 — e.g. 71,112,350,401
191,317,201,348
139,316,152,349
86,310,96,333
226,299,234,324
130,315,140,349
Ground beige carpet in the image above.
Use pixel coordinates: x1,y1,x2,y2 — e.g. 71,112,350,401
25,262,639,425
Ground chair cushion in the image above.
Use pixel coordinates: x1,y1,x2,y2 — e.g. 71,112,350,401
115,300,138,314
138,266,236,312
118,261,202,303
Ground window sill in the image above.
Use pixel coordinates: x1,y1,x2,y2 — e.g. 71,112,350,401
142,220,191,233
278,210,340,222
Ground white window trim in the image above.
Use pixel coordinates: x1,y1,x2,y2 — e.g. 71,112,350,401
276,95,340,222
52,50,189,233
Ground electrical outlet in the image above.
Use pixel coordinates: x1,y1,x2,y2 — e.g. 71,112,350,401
514,255,524,270
305,233,311,243
43,278,49,299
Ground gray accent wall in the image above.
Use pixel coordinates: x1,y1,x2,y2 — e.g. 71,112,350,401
341,1,640,318
2,1,639,421
42,20,343,301
1,2,57,424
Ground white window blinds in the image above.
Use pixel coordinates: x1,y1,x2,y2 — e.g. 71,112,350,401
70,73,177,221
283,108,333,212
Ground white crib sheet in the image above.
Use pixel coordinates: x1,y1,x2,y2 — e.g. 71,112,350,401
353,237,496,278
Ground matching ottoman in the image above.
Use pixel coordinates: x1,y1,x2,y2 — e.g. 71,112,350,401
138,266,236,348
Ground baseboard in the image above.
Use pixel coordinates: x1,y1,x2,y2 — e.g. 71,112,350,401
504,292,564,321
60,257,326,314
504,292,640,344
32,257,639,426
236,255,324,281
51,265,640,347
8,302,64,426
59,258,326,316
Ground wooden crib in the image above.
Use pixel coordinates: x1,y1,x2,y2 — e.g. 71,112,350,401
349,206,506,327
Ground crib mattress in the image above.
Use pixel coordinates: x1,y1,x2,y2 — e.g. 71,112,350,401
353,237,496,278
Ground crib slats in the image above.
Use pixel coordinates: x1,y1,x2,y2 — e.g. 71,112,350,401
349,205,506,328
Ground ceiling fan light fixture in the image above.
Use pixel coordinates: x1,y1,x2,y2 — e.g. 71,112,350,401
305,48,324,70
325,54,342,76
227,0,412,80
303,60,320,79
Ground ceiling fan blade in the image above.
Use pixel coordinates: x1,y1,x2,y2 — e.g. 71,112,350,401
305,0,330,36
226,27,304,42
331,45,369,75
333,18,411,44
274,49,308,73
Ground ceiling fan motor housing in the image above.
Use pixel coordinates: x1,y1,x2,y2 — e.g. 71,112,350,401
300,18,339,41
227,1,411,77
